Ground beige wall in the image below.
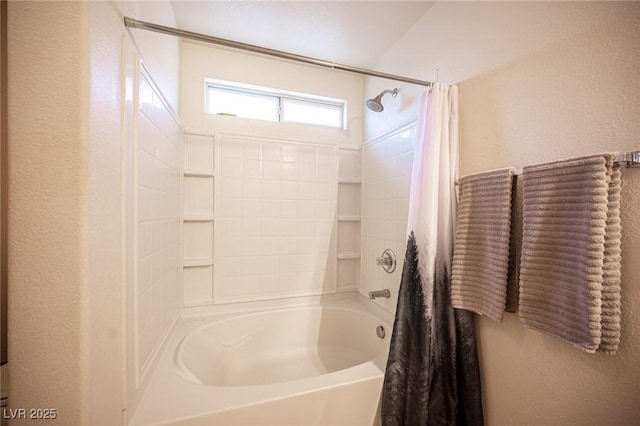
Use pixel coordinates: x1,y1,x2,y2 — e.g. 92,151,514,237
8,2,90,423
8,1,181,424
368,2,640,425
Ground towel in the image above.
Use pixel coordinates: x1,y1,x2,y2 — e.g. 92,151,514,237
599,163,622,353
451,168,516,321
505,176,523,312
518,153,622,354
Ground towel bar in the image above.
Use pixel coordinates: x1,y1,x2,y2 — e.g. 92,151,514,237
619,150,640,167
455,150,639,184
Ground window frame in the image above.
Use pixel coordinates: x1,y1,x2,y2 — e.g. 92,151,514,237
204,79,347,130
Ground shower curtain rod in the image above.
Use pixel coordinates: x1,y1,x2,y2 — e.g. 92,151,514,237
123,17,433,87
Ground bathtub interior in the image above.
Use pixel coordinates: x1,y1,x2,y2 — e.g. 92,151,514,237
129,294,394,426
176,306,388,387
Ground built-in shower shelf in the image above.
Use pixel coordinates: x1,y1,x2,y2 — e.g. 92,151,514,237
184,298,214,308
338,178,361,184
184,169,215,178
337,253,361,260
337,215,361,222
337,284,359,293
183,258,214,268
184,214,215,222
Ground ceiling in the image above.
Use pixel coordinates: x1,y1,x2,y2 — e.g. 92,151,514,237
170,1,436,69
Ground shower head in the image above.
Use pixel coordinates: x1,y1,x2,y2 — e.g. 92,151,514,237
365,88,399,112
365,97,384,113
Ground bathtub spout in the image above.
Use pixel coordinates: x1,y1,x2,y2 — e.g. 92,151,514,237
368,289,391,299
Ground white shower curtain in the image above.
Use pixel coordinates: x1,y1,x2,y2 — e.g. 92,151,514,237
382,83,483,426
408,83,459,311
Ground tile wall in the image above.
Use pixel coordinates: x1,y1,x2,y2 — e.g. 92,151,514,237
361,125,415,311
182,132,363,306
215,135,338,303
136,70,183,371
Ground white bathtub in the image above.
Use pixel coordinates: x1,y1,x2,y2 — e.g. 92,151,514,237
130,294,393,425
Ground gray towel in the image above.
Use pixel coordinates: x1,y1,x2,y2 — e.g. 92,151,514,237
518,153,622,354
600,163,622,353
451,168,515,321
505,176,523,313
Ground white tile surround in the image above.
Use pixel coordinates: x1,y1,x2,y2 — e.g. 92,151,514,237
361,125,415,312
215,135,339,303
179,123,415,310
182,130,364,306
136,69,183,373
143,115,412,345
129,73,415,402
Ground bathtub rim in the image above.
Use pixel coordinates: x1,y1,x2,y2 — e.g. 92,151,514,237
128,292,394,426
180,290,395,322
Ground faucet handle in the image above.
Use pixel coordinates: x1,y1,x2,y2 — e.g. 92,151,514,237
376,257,390,266
376,249,396,273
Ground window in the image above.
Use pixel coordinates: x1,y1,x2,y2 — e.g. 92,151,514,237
206,86,279,122
205,80,346,129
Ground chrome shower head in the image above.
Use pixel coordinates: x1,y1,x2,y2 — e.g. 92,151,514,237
366,97,384,113
365,88,399,112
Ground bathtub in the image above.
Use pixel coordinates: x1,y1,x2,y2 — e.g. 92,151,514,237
130,294,393,425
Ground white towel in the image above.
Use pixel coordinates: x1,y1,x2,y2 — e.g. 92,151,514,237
451,168,515,321
518,153,622,354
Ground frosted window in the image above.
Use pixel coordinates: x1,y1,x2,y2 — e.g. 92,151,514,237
205,80,346,129
281,98,343,129
206,87,278,122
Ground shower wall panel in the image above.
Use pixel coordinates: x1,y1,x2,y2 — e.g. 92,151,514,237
215,135,338,304
136,69,183,373
361,125,415,312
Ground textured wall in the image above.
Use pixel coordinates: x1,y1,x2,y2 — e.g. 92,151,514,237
87,2,128,424
8,2,89,423
8,1,182,424
367,2,640,424
8,2,88,424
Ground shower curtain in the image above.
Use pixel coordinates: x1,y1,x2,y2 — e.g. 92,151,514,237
381,83,484,426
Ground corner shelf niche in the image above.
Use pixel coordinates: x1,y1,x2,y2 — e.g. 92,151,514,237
184,170,215,178
336,147,362,292
183,132,215,307
184,214,215,222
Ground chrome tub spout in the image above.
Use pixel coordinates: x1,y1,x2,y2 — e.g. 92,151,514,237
368,289,391,299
